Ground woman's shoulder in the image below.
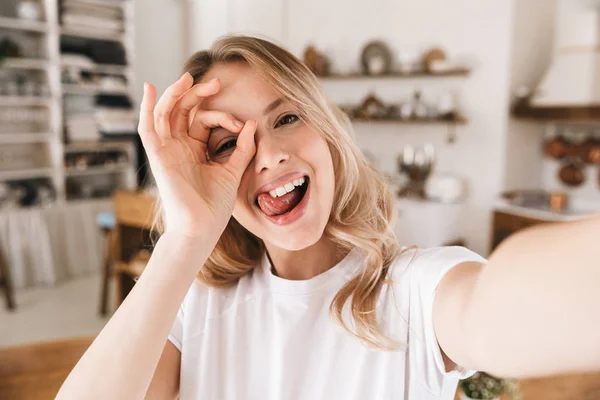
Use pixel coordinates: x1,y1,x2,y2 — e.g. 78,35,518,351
386,245,487,284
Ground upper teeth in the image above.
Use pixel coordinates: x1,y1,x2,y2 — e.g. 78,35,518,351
268,177,305,198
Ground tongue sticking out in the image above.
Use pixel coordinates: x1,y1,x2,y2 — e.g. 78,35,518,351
257,187,304,217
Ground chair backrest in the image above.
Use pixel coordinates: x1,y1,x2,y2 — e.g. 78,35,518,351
112,190,155,230
111,190,157,263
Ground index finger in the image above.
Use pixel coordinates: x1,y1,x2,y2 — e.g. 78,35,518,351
137,82,161,152
188,110,244,145
170,79,221,135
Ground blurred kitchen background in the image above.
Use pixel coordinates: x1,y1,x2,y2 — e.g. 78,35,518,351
0,0,599,398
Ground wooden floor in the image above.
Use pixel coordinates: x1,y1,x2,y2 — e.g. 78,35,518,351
1,336,599,399
0,337,92,400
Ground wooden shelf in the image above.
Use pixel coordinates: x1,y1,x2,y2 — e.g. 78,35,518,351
0,167,53,181
0,57,50,70
512,104,600,124
0,133,52,143
0,96,51,106
0,16,49,33
60,27,125,42
349,116,467,125
321,68,471,80
65,164,132,177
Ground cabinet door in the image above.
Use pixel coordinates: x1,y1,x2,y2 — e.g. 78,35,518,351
490,211,548,251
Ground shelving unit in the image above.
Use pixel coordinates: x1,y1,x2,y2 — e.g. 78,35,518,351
0,167,54,181
60,62,130,75
0,132,52,143
63,139,133,153
0,16,49,33
0,57,50,70
62,83,129,96
60,27,125,43
321,66,471,143
0,0,137,206
65,163,132,177
0,95,51,106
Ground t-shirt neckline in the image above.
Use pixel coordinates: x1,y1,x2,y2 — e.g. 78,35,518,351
261,246,364,296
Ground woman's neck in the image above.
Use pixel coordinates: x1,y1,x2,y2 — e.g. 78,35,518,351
265,237,347,281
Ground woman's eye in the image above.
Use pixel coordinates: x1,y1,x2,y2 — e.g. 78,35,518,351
215,139,237,155
275,114,299,128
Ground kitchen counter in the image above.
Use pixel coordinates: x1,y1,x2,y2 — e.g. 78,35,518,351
494,199,600,222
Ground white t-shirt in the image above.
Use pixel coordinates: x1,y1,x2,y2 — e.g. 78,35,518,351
168,245,487,399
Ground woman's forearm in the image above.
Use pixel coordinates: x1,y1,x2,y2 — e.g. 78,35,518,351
56,231,218,400
464,214,600,378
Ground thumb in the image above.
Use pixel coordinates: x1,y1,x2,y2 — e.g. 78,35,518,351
227,120,257,180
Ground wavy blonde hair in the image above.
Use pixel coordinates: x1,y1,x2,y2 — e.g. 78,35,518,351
156,35,404,350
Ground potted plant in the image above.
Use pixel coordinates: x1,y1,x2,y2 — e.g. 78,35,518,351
459,372,515,400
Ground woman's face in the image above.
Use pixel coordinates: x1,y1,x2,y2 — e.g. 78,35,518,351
199,62,335,251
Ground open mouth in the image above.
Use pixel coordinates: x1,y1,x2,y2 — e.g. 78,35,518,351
255,176,310,218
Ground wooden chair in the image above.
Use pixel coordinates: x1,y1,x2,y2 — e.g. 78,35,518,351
99,190,156,314
0,247,15,311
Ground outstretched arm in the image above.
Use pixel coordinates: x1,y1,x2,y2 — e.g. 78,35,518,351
434,215,600,378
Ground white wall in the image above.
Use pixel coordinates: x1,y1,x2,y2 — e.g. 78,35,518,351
133,0,187,106
185,0,516,255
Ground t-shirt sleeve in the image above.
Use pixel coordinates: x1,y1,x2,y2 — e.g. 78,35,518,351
168,303,184,352
406,246,487,395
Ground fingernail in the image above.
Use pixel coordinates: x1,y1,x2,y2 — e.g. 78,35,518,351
143,82,148,93
234,120,244,128
180,72,191,81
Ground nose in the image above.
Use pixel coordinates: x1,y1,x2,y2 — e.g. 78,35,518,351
254,134,289,174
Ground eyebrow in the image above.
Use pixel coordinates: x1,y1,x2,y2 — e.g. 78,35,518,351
263,98,285,116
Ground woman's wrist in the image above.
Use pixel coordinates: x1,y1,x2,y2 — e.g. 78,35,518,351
145,231,219,279
158,230,219,250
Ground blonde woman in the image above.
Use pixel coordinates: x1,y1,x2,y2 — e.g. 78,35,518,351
57,36,600,400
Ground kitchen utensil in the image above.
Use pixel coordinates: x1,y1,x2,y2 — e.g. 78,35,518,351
422,48,446,73
361,41,392,76
425,174,466,203
544,135,569,160
17,0,43,21
397,143,436,198
303,45,330,77
558,159,586,187
578,136,600,164
549,191,569,212
397,50,420,74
